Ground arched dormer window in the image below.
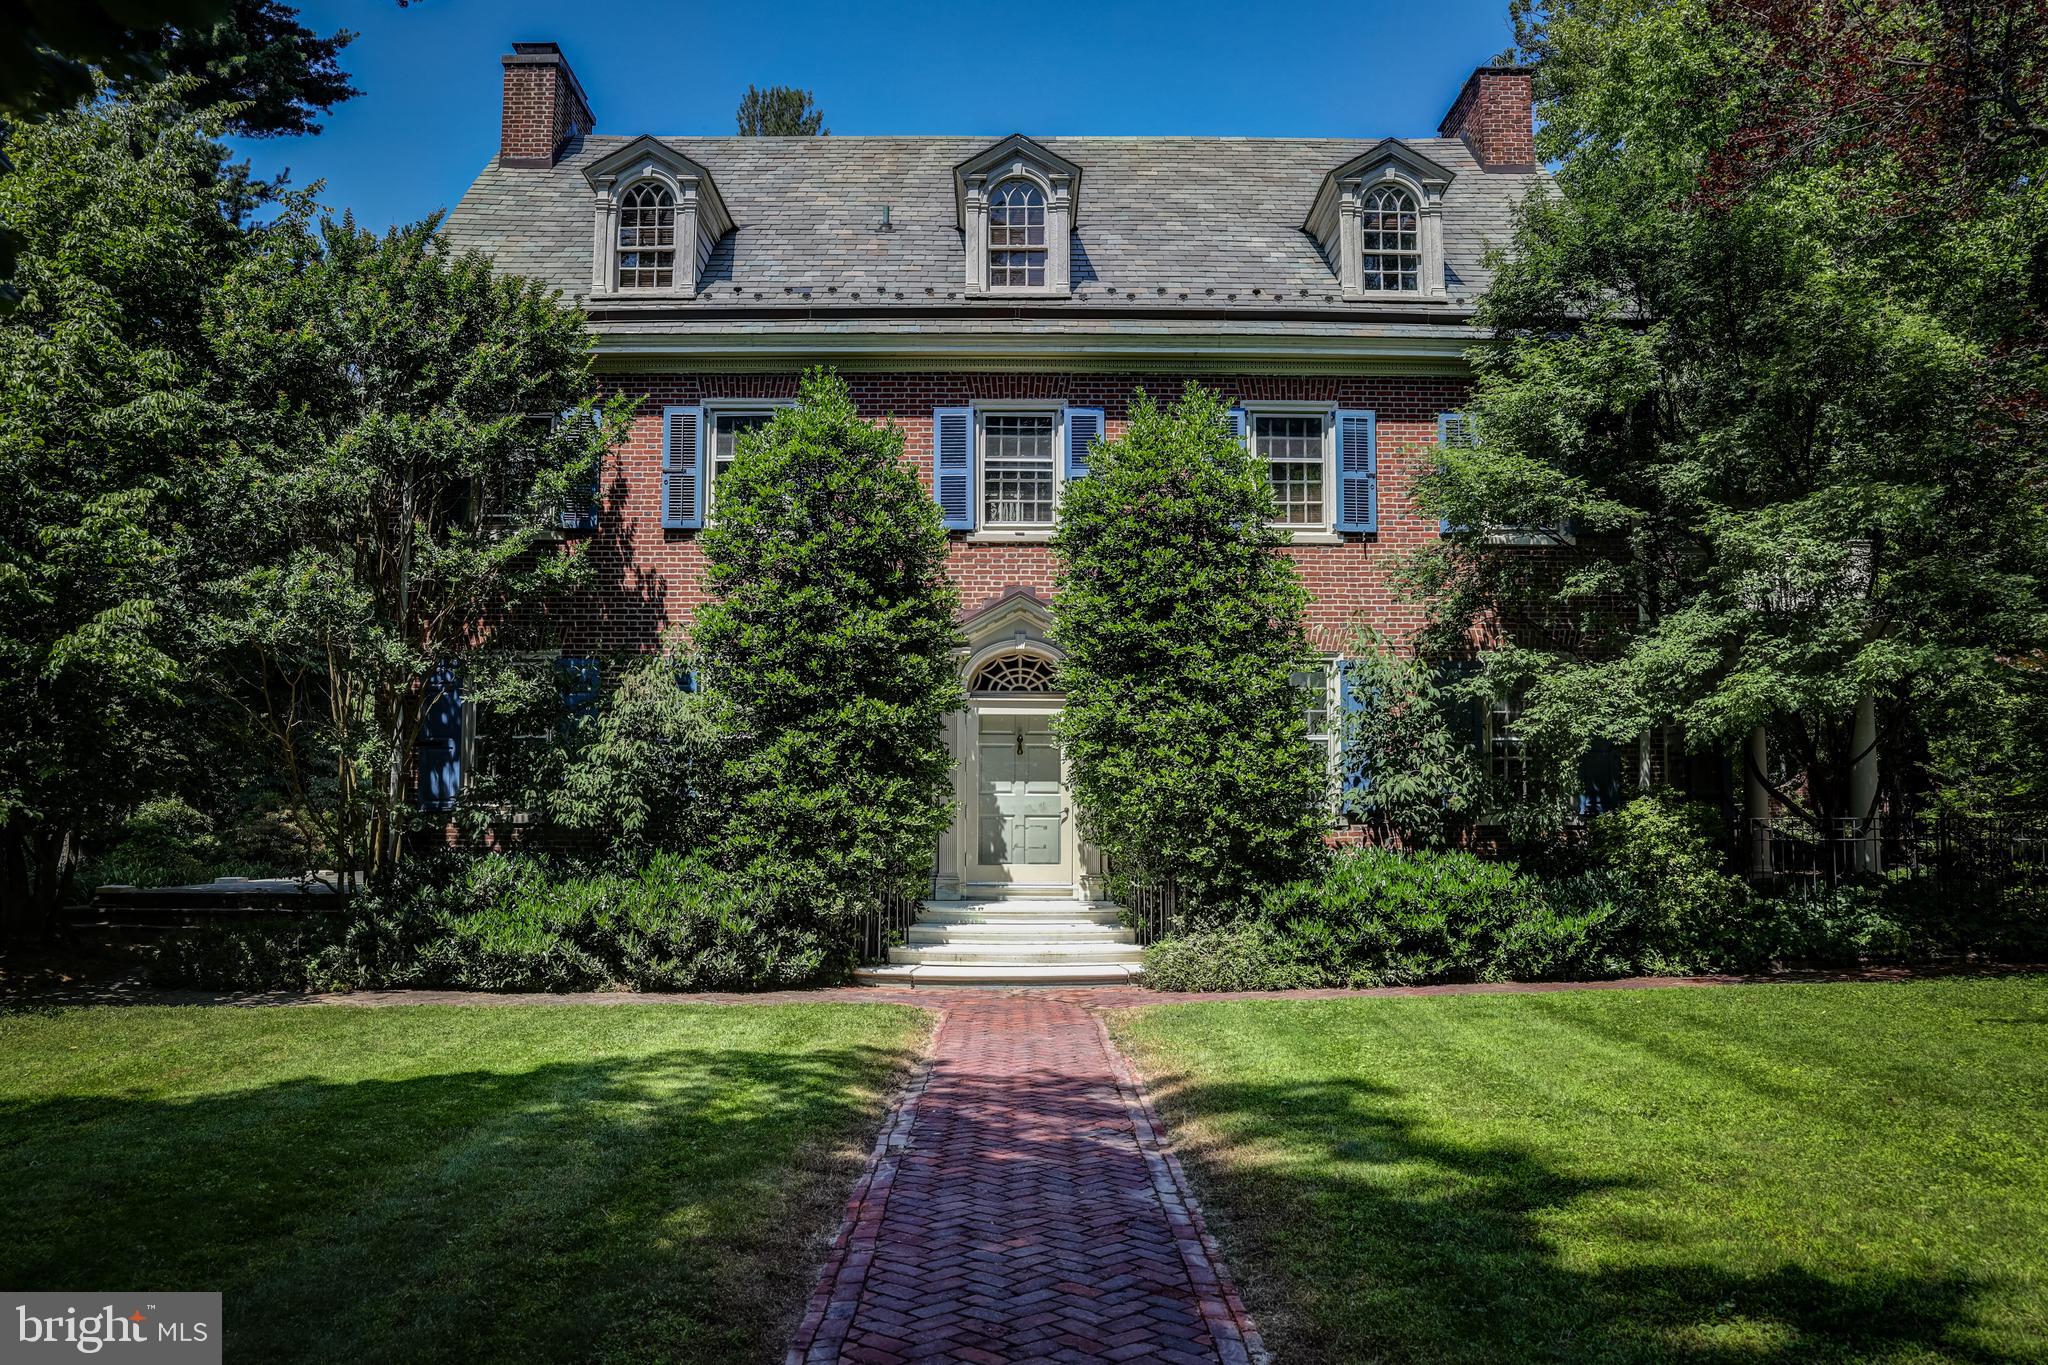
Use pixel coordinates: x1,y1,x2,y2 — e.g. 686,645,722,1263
954,136,1081,296
1360,184,1420,292
617,182,676,290
1303,141,1454,301
988,180,1048,288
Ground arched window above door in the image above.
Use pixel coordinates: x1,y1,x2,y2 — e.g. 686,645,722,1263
969,652,1059,694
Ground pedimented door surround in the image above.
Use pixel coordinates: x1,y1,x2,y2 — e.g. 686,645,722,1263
935,590,1104,901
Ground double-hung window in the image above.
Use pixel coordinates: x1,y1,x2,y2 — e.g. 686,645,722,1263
702,403,790,520
1256,415,1328,530
981,411,1059,528
1488,692,1531,797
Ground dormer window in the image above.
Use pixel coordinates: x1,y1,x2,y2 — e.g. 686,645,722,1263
1304,140,1454,302
616,183,676,289
988,181,1048,287
954,135,1081,296
582,135,734,300
1360,185,1420,292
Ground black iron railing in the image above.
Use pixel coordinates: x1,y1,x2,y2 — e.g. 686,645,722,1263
855,870,929,966
1117,865,1187,946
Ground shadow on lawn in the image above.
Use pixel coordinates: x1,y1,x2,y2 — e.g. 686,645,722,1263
1144,1072,2023,1365
0,1041,915,1365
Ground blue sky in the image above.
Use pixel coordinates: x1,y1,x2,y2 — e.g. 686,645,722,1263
231,0,1518,233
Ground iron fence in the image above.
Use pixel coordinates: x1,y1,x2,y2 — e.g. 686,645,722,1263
1118,866,1186,946
855,875,927,966
1743,813,2048,885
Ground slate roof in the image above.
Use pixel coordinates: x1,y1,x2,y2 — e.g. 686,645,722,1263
444,134,1544,320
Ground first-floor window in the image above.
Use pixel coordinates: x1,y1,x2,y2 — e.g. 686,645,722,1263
1489,692,1530,797
1294,665,1338,806
982,412,1057,526
1255,414,1326,528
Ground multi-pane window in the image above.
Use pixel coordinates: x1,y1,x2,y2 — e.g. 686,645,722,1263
1295,664,1336,764
1255,415,1326,527
709,410,775,513
617,182,676,289
1489,693,1530,797
982,413,1058,525
988,180,1047,288
1361,185,1420,292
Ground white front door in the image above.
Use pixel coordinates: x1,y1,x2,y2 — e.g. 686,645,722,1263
968,706,1071,887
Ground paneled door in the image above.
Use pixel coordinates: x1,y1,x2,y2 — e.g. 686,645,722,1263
970,708,1069,884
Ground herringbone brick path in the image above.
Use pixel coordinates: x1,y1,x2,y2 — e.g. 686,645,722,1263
786,996,1263,1365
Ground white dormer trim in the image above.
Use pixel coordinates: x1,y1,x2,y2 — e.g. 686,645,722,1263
954,135,1080,298
582,135,735,300
1304,139,1455,302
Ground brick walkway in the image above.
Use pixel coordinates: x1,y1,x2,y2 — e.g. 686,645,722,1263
785,995,1263,1365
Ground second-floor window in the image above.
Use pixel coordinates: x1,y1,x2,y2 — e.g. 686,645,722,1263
708,409,777,516
982,412,1057,526
617,182,676,289
1255,414,1327,528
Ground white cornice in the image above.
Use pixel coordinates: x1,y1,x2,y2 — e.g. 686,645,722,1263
588,323,1477,375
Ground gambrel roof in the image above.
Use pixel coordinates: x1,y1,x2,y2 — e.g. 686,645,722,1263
445,133,1544,318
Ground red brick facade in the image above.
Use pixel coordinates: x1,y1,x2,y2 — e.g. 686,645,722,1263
1438,66,1537,171
564,370,1469,654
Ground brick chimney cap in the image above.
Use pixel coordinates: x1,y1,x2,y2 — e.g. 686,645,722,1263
501,40,594,136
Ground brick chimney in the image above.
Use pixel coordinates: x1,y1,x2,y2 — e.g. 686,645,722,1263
1438,65,1536,171
499,41,594,168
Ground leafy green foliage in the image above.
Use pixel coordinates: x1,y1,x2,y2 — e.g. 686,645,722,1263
554,644,718,857
692,368,961,943
1053,384,1329,909
1414,0,2048,833
734,83,826,136
201,208,620,886
137,0,358,137
1337,630,1484,844
0,93,251,932
1588,791,1749,948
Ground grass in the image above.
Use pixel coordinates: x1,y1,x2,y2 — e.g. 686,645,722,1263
1113,976,2048,1364
0,1002,927,1363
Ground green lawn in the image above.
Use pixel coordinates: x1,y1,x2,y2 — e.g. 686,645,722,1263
1113,977,2048,1364
0,1002,926,1363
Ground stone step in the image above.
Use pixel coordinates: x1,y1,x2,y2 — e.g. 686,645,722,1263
908,922,1134,944
852,962,1143,987
918,902,1123,926
888,942,1146,966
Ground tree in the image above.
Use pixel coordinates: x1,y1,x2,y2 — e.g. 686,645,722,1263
1415,0,2048,837
132,0,359,137
735,84,826,136
1335,630,1484,847
691,368,960,971
0,91,248,936
1052,384,1329,910
0,1,226,121
201,209,618,890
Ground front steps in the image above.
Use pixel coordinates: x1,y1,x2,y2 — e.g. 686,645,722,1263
853,897,1144,987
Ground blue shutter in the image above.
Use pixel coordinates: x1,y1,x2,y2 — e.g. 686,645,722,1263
1335,409,1378,533
1437,411,1470,536
416,665,462,811
933,406,974,531
556,655,601,740
1064,406,1104,480
1577,737,1624,817
1226,407,1247,442
660,405,704,530
558,409,601,531
1337,659,1372,801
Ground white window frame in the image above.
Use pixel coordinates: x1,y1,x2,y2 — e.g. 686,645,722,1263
970,401,1065,539
1239,403,1340,542
613,179,679,291
1294,659,1342,810
701,398,794,520
1487,691,1531,799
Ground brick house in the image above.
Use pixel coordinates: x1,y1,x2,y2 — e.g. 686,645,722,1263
443,41,1552,928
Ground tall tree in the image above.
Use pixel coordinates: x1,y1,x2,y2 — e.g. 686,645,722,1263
0,92,248,936
692,368,960,975
1052,384,1329,909
735,84,826,136
1415,0,2048,831
202,210,616,889
132,0,359,137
